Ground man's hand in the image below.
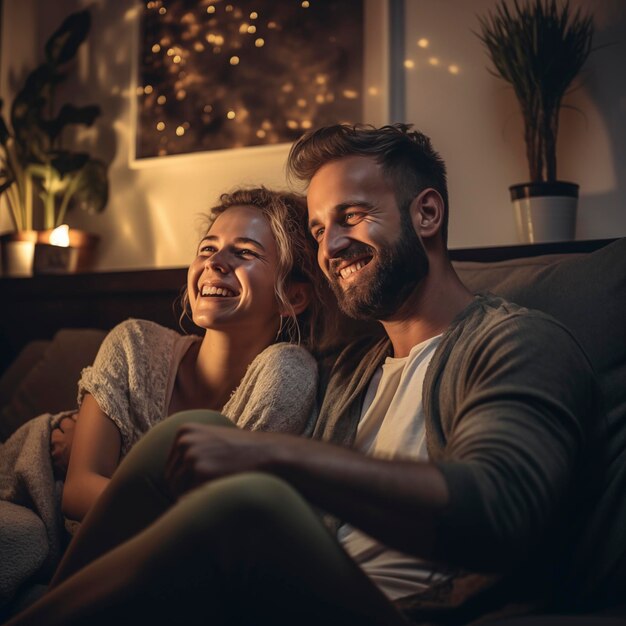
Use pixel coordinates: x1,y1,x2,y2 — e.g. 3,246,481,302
50,413,78,480
163,421,448,560
164,423,286,498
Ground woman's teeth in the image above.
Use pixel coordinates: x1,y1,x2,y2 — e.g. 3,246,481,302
201,285,235,297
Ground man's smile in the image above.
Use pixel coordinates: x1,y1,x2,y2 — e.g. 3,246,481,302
337,256,373,280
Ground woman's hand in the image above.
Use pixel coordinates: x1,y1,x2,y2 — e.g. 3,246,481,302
50,414,78,480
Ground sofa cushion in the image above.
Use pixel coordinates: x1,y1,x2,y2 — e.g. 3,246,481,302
0,329,106,440
453,237,626,605
453,238,625,440
0,341,50,441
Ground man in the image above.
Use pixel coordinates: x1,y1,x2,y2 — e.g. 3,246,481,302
7,125,599,626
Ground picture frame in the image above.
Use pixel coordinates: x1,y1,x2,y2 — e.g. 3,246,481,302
129,0,391,167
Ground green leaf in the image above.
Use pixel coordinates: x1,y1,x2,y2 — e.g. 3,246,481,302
43,104,101,142
72,158,108,214
44,10,91,66
50,150,89,176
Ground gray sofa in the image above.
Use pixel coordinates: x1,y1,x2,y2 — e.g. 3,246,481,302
0,238,625,623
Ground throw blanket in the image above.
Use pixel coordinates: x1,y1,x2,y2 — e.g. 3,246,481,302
0,412,70,607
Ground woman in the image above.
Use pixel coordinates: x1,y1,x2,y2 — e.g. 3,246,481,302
4,188,406,626
60,186,322,522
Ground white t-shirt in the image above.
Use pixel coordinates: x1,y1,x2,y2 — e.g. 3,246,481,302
338,334,447,600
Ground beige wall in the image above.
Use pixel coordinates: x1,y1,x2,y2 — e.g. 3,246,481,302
1,0,625,270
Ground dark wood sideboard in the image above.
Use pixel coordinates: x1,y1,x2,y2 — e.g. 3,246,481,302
0,238,615,374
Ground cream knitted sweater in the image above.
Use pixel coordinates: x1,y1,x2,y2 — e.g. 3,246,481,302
78,319,317,457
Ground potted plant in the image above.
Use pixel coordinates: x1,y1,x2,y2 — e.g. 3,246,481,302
476,0,594,243
0,9,108,275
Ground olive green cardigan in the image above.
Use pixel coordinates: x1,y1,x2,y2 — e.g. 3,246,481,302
314,294,601,619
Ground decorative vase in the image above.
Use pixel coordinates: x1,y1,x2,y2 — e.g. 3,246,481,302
0,231,39,277
510,182,578,244
0,228,99,276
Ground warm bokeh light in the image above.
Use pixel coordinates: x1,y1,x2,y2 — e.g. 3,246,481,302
428,57,440,66
404,59,415,69
417,38,429,48
50,224,70,247
137,1,363,157
448,64,460,75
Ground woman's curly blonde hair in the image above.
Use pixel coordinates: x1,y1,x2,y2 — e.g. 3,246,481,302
180,186,327,348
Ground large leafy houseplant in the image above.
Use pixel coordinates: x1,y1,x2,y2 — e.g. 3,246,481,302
0,9,108,232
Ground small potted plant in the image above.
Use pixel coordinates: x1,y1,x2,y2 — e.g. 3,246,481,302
0,9,108,276
476,0,594,243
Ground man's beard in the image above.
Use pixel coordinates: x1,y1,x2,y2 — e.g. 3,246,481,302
328,215,429,321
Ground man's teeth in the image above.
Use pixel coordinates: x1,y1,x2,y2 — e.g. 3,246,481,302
201,285,235,297
340,260,366,279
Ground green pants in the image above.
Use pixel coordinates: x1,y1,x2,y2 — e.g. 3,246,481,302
9,411,409,626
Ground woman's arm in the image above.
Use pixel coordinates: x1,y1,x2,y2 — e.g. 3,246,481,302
62,394,122,522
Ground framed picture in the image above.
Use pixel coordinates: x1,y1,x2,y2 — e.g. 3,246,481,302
130,0,390,164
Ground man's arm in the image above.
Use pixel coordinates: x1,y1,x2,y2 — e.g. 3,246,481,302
165,423,449,561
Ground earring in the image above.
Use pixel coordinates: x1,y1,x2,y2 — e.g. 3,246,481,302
275,315,285,342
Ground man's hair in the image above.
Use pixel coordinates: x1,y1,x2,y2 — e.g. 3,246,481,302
286,123,449,244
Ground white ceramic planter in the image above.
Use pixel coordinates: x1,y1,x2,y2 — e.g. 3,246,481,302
510,182,579,244
0,231,38,277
